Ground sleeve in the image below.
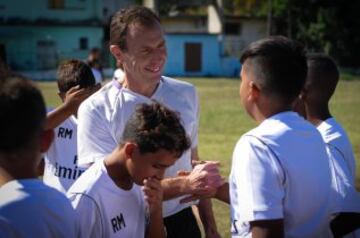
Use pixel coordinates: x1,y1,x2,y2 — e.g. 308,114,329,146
68,193,104,238
230,135,285,224
77,101,117,166
190,87,199,149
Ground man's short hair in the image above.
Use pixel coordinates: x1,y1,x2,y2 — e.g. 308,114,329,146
121,102,191,158
0,75,46,152
240,36,307,104
57,59,96,93
110,6,160,51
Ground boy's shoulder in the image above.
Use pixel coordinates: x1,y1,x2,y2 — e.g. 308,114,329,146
244,111,319,144
67,161,106,197
317,117,348,144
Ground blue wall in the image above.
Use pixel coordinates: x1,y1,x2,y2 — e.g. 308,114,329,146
0,0,102,21
1,26,103,70
164,34,240,77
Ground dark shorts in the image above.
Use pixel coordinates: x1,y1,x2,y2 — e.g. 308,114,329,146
164,207,201,238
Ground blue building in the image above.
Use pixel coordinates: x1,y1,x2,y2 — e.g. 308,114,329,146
165,33,239,77
0,0,103,71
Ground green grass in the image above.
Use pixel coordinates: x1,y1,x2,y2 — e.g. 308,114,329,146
37,75,360,238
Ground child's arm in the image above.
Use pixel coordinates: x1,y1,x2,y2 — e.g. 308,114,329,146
161,161,223,200
143,178,166,238
45,85,99,130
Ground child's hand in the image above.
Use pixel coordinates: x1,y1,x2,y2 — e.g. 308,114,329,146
142,177,163,214
64,84,100,113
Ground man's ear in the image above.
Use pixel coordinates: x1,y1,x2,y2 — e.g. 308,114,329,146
40,129,54,153
110,45,123,62
249,80,260,101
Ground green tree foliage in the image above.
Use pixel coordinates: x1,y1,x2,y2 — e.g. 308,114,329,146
272,0,360,67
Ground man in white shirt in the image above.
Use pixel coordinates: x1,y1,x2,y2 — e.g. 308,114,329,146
0,75,78,238
214,36,334,238
77,5,222,238
293,53,360,237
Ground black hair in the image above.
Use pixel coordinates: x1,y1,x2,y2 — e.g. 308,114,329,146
57,59,96,93
110,5,160,51
306,53,339,103
240,36,307,104
0,75,46,152
121,102,191,158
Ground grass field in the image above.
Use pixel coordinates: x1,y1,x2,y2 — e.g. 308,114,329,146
37,75,360,237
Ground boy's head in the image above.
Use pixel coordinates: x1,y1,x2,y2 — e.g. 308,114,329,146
305,53,339,106
0,75,53,176
120,102,190,185
57,59,96,99
239,36,307,117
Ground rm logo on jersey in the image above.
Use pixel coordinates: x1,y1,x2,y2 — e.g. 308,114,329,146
111,213,126,233
58,127,73,139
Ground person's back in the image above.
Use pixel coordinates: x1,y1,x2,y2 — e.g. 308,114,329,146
229,36,333,238
0,179,77,238
42,59,98,193
0,75,78,237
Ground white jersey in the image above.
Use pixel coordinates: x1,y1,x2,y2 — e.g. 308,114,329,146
317,118,356,183
67,160,148,238
0,179,78,238
77,76,199,217
230,112,333,238
317,118,360,237
43,115,86,193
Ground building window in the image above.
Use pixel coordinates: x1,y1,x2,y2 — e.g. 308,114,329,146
48,0,65,9
224,23,242,35
79,37,88,50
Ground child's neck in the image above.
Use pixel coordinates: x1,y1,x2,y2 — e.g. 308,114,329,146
306,105,332,126
103,149,133,190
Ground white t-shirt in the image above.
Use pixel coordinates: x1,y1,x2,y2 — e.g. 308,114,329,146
230,112,333,238
317,118,356,183
317,117,360,237
0,179,78,238
67,160,148,238
77,76,199,217
43,115,86,193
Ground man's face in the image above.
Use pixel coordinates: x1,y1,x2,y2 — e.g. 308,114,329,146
120,22,167,86
127,147,177,186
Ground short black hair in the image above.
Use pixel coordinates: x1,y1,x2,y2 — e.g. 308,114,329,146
121,102,191,158
110,6,160,51
306,53,339,103
57,59,96,93
0,75,46,152
240,36,307,104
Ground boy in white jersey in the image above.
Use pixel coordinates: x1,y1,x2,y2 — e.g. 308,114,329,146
41,59,99,193
68,102,191,238
212,36,334,238
77,5,222,237
0,75,78,237
293,53,360,237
